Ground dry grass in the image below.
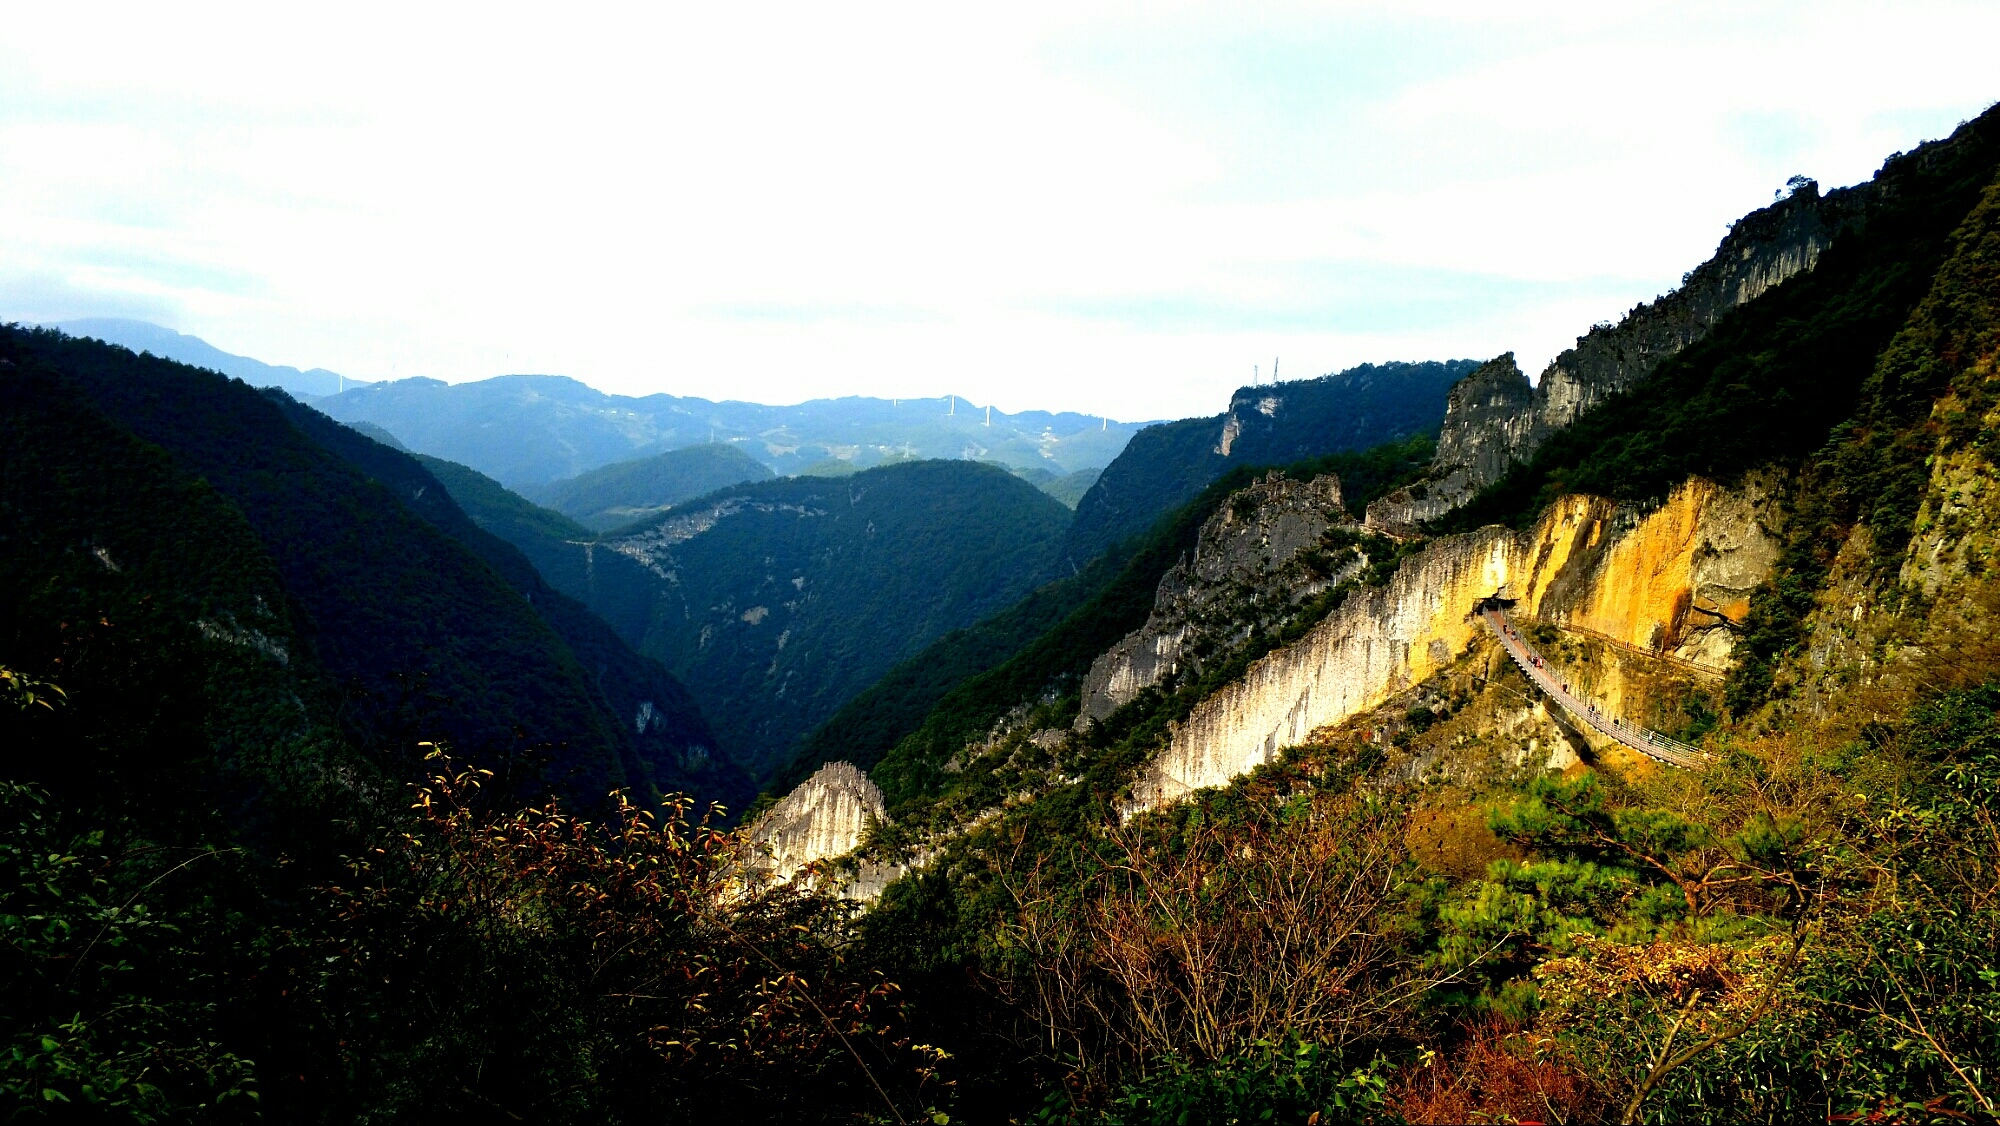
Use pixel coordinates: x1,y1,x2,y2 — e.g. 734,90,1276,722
1404,804,1519,880
1388,1020,1607,1125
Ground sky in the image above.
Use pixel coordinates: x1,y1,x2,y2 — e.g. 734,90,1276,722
1,2,1996,421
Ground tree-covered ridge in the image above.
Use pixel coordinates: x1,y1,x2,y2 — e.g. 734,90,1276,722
0,359,337,813
0,325,732,806
1,337,899,1121
415,452,596,542
773,532,1136,798
1039,465,1103,509
521,442,775,532
599,459,1074,779
412,445,1083,785
271,400,751,813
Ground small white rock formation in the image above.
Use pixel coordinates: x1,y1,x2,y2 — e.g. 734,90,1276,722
744,760,886,886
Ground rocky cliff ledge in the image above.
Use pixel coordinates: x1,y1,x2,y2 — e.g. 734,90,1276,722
1078,472,1361,723
745,761,885,885
1368,182,1866,531
1134,477,1779,811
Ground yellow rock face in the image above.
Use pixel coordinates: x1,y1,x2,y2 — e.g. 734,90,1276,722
1128,478,1778,811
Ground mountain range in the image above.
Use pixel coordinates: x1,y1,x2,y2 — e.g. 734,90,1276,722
314,374,1144,485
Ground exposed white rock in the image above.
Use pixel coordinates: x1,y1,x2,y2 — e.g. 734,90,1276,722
744,760,888,889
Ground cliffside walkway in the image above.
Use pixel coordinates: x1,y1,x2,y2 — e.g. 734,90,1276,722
1478,604,1708,770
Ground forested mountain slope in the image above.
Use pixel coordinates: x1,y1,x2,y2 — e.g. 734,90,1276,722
522,442,775,531
1,359,339,821
578,461,1073,779
775,435,1436,796
420,452,1076,781
0,348,914,1122
269,398,750,810
0,326,741,808
1059,359,1477,570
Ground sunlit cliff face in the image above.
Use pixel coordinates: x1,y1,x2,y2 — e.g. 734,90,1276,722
1129,477,1780,811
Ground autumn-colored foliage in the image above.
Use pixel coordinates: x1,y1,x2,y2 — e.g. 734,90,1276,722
315,749,943,1122
1387,1020,1604,1125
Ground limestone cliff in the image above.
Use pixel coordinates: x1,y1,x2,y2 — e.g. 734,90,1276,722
1367,182,1867,530
1077,472,1362,723
745,761,885,884
1133,477,1779,810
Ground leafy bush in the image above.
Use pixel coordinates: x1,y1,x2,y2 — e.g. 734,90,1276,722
315,751,940,1123
1080,1041,1394,1126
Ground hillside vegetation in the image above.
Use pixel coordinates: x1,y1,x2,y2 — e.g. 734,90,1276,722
0,331,876,1123
0,326,743,811
601,461,1074,779
522,443,774,531
424,451,1082,782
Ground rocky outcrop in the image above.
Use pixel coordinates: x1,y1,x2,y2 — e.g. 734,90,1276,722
1367,182,1868,530
1366,355,1537,532
745,761,885,883
1061,360,1477,570
1077,473,1363,723
1133,477,1780,811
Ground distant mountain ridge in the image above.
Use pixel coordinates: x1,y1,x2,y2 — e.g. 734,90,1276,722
24,319,1148,490
315,375,1146,486
46,317,362,400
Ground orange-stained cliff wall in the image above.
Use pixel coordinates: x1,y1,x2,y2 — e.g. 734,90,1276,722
1128,478,1778,810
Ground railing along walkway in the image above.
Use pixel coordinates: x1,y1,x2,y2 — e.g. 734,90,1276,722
1478,606,1708,770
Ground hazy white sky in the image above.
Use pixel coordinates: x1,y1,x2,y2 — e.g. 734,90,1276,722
2,2,1995,420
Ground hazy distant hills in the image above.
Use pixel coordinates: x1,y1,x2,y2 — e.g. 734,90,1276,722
47,317,362,400
315,374,1141,486
27,319,1142,491
523,444,777,532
